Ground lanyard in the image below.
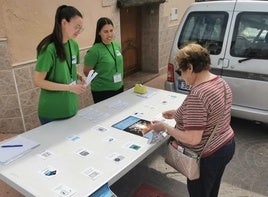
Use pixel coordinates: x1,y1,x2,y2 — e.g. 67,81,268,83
66,41,73,78
102,42,118,72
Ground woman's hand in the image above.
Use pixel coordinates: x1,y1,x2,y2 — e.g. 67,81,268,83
162,110,176,119
151,120,165,133
69,84,86,94
80,76,87,86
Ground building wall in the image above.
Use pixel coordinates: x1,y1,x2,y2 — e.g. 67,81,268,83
0,0,193,134
159,0,194,73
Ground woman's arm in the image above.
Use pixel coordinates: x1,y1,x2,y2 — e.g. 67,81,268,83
34,71,86,94
151,121,203,145
34,71,69,91
83,65,94,76
165,124,203,145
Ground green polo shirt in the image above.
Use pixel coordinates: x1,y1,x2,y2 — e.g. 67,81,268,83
84,42,124,91
35,39,80,119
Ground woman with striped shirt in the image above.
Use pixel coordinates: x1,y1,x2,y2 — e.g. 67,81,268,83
151,43,235,197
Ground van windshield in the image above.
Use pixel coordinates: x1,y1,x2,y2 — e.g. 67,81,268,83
178,12,228,55
231,12,268,60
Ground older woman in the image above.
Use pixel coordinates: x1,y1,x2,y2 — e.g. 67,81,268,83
151,43,235,197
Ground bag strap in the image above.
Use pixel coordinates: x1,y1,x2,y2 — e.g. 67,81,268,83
199,82,227,158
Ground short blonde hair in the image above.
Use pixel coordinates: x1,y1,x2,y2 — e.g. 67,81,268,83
175,43,211,73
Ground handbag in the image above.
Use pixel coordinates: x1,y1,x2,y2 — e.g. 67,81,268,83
165,140,200,180
165,83,227,180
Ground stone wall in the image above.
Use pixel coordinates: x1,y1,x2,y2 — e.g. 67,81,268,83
0,38,24,133
159,4,178,74
0,44,92,134
0,0,191,134
141,3,178,74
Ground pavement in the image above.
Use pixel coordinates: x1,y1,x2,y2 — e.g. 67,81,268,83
111,73,268,197
1,73,268,197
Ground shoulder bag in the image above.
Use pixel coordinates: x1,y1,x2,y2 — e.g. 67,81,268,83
165,83,226,180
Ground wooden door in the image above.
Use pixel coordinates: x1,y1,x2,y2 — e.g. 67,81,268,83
120,7,141,77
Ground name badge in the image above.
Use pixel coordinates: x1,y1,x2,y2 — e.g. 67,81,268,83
113,73,122,83
69,80,76,85
115,50,122,56
72,56,77,64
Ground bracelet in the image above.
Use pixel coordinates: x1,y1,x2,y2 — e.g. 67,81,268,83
69,85,72,93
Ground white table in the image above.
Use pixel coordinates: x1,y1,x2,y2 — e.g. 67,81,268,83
0,87,186,197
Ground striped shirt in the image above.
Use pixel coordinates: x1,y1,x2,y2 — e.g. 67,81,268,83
175,76,234,157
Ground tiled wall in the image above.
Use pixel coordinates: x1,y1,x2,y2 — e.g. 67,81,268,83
159,4,178,74
0,3,176,134
141,4,159,73
0,39,24,134
0,43,92,134
141,4,177,74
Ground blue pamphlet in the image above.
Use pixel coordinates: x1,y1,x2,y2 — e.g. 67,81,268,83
112,116,153,138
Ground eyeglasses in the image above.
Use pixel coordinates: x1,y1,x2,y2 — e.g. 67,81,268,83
69,23,84,33
175,69,181,75
175,68,181,75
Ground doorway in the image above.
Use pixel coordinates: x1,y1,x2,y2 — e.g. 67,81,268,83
120,7,142,77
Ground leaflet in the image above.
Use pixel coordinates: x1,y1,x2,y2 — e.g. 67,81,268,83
0,135,40,165
84,70,98,87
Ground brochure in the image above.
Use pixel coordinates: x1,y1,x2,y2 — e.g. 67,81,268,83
112,116,153,139
84,70,98,87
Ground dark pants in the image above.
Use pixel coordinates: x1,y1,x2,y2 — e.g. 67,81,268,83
187,137,235,197
91,86,124,103
39,115,75,125
39,117,54,125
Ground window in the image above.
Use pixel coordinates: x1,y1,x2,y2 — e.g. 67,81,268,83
178,12,228,55
231,12,268,59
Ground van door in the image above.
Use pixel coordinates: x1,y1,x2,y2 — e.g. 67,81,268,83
175,2,235,91
223,2,268,115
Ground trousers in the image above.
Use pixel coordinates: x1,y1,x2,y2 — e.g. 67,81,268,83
91,86,124,103
187,137,235,197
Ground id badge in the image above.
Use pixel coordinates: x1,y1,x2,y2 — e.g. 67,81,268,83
69,79,76,85
71,56,77,64
113,73,122,83
115,50,122,56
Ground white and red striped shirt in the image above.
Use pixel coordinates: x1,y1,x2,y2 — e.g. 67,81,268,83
175,76,234,157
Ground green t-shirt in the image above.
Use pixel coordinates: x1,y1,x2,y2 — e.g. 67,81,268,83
35,39,80,119
84,42,124,91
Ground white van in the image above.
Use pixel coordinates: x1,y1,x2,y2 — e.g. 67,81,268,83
165,0,268,124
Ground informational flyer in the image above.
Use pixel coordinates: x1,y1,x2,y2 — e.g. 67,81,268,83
112,116,153,138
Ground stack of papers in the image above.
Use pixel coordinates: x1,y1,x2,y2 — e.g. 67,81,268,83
84,70,98,87
0,135,40,165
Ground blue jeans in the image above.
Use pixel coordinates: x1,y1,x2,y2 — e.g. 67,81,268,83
187,137,235,197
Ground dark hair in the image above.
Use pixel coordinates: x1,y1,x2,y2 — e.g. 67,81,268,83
94,17,114,44
175,43,211,73
36,5,82,61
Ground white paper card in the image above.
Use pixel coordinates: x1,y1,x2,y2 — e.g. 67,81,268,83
0,136,40,164
84,70,98,87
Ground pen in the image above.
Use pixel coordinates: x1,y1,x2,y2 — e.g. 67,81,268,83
1,145,23,148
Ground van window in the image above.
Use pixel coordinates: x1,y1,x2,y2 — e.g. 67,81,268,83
231,12,268,59
178,12,228,55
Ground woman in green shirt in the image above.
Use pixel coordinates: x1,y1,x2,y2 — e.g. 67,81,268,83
83,17,124,103
34,5,86,125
